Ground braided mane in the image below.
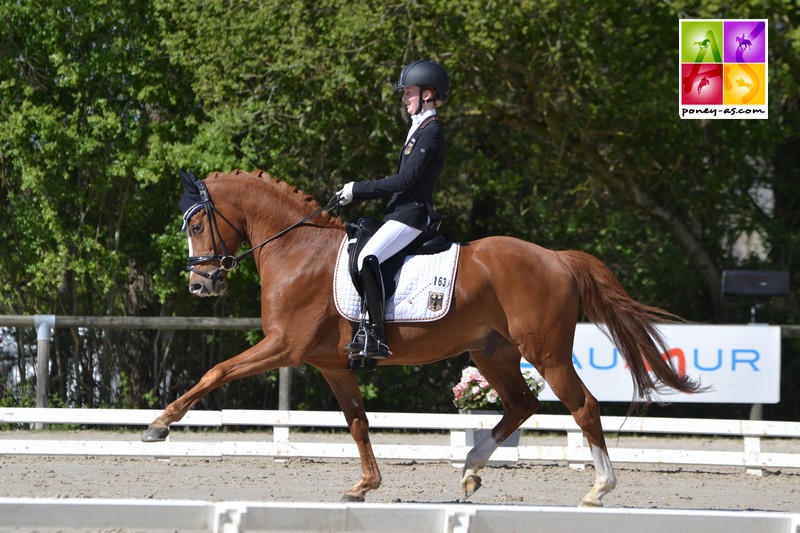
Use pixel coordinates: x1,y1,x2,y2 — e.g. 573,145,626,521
206,168,336,223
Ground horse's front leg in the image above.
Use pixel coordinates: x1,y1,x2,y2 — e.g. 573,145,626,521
142,335,290,442
320,367,381,501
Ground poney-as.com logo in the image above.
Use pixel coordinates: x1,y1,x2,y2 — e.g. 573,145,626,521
679,19,768,119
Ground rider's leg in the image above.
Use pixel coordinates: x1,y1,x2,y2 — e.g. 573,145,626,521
359,255,389,359
345,221,422,358
356,220,423,270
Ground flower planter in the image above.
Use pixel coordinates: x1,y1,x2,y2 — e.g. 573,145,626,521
459,409,521,447
450,409,521,467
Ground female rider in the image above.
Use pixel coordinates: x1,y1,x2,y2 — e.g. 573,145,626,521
337,59,449,359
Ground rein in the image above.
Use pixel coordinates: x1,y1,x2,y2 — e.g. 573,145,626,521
185,181,340,282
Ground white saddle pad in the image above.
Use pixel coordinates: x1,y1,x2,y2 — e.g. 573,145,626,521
333,237,460,323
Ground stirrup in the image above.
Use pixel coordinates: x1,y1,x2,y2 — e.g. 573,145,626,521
346,329,390,360
346,325,368,359
363,330,390,360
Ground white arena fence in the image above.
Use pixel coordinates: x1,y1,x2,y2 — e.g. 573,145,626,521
1,499,798,533
1,408,799,475
2,409,800,533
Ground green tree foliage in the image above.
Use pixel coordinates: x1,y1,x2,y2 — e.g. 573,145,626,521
0,1,200,406
0,1,797,418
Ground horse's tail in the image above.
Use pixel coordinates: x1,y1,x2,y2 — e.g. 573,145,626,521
556,250,707,408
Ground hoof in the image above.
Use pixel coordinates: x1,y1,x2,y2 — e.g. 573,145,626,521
460,475,482,500
341,493,366,503
141,425,170,442
579,498,603,508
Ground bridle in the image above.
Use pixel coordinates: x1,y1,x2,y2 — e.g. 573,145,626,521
184,180,340,283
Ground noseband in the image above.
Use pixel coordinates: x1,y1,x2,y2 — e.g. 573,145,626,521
184,181,339,283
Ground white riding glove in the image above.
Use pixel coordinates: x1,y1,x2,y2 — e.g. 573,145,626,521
337,182,354,206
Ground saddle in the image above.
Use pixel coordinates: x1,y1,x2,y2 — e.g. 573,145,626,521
346,217,452,299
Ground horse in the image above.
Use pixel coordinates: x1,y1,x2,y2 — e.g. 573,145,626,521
697,76,710,94
142,169,704,507
736,78,754,92
736,33,752,52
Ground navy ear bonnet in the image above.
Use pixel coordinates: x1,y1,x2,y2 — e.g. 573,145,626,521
179,170,205,231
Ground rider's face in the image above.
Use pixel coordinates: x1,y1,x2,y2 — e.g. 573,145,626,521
402,86,421,115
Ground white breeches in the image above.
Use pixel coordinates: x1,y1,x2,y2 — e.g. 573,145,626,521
357,220,422,270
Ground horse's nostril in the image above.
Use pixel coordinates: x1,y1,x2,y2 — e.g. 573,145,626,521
189,283,203,293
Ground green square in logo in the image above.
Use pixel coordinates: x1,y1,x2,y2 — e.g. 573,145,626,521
680,20,723,63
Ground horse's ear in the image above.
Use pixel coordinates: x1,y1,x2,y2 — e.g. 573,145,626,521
179,169,200,195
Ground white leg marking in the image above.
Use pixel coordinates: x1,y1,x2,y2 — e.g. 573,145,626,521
460,431,499,495
580,445,617,507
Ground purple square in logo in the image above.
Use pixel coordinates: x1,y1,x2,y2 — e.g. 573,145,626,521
724,20,766,63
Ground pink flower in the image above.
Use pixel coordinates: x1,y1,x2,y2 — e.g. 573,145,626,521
452,365,543,410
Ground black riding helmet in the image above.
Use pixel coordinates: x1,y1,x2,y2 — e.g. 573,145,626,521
394,60,450,106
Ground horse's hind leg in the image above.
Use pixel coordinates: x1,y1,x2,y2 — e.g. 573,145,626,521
543,355,617,507
459,346,539,499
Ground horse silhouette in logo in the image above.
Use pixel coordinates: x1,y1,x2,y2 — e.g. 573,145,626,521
736,78,754,91
694,38,711,50
736,33,752,52
697,76,710,94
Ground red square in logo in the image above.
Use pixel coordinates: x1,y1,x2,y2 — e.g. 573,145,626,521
681,63,723,105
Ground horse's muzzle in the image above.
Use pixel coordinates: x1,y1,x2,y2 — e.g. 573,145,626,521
189,277,227,297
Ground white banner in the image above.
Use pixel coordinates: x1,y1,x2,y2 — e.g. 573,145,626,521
528,324,781,404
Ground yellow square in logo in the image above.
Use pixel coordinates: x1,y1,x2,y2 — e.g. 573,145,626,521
723,63,766,105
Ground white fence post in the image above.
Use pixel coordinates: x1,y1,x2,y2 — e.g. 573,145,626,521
567,430,587,471
744,436,763,476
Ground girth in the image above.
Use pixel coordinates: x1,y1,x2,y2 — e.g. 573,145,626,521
346,217,452,299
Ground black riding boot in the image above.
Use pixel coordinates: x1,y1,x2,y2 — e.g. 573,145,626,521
345,255,390,359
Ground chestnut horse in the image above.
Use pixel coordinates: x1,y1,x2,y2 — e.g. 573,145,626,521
142,169,703,506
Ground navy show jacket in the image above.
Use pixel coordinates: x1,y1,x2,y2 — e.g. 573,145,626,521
351,117,445,231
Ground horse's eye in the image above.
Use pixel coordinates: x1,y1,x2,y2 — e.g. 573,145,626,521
191,223,202,235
